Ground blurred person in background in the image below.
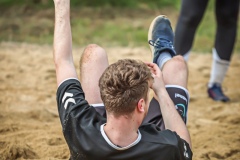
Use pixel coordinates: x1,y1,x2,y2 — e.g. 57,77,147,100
174,0,240,102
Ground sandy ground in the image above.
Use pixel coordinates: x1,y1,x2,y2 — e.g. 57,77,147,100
0,42,239,160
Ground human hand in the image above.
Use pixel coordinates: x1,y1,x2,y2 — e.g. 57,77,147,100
145,62,165,94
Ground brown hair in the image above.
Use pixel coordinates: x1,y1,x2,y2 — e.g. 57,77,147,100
99,59,152,116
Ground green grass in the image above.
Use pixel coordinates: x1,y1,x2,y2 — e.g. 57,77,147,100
71,16,148,47
0,0,179,8
0,0,239,53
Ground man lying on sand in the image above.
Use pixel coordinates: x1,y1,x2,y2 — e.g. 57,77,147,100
52,0,192,159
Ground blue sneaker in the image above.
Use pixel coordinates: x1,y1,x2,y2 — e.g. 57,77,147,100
207,83,230,102
148,15,176,63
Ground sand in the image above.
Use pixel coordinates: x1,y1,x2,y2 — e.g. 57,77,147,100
0,42,239,160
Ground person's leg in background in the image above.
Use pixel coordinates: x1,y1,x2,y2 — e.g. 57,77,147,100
174,0,208,61
79,44,109,115
207,0,240,102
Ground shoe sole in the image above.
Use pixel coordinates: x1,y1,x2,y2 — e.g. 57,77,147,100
148,15,168,57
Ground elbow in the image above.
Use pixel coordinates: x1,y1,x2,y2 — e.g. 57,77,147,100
53,54,74,70
53,55,60,67
53,51,68,67
53,53,61,68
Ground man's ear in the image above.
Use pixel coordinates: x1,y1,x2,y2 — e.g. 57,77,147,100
137,98,145,113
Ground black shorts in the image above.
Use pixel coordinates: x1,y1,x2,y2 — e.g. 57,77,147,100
91,85,189,130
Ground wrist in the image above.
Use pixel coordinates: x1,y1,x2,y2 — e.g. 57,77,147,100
54,0,70,11
154,87,167,97
54,4,70,20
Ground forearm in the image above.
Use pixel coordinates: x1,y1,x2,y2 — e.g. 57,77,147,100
53,0,77,85
155,88,192,148
53,0,72,64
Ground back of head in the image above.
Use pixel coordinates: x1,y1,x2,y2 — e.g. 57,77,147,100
99,59,152,116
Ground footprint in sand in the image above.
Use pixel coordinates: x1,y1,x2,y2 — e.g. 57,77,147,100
47,137,65,146
197,66,210,78
201,149,240,160
1,142,39,159
45,69,56,81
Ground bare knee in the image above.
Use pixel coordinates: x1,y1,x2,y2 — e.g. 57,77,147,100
171,55,188,73
173,55,186,63
80,44,107,64
163,56,188,87
173,55,188,72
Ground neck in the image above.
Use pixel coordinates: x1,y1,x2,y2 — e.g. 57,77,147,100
104,113,140,147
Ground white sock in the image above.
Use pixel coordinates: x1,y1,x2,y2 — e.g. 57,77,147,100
157,51,172,69
208,48,230,88
182,50,191,62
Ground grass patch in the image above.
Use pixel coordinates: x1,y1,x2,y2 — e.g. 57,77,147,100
0,0,179,8
71,16,148,47
0,1,239,53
